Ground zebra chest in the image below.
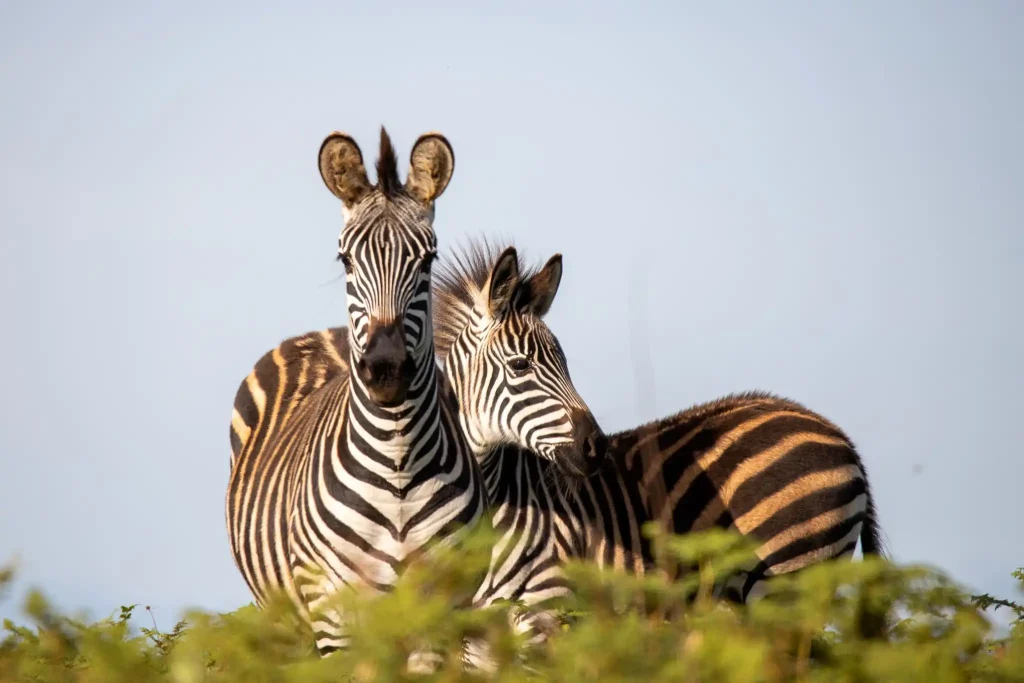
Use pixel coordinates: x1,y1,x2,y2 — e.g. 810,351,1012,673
322,462,470,571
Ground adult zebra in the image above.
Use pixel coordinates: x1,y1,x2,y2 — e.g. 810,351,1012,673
225,128,492,656
430,239,885,637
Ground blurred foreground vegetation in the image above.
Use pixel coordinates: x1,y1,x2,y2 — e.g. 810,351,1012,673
1,527,1021,682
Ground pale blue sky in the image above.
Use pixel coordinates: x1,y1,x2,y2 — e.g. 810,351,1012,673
1,1,1021,627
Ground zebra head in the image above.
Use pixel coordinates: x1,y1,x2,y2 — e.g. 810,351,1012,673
318,127,454,407
435,243,608,477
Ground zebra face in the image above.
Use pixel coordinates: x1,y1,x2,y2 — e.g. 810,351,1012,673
449,247,608,477
319,128,454,407
484,319,607,477
338,202,436,406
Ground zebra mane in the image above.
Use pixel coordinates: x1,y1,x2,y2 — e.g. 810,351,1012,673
432,236,543,362
375,126,401,197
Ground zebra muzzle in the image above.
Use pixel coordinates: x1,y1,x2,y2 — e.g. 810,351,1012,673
552,409,609,478
357,321,414,406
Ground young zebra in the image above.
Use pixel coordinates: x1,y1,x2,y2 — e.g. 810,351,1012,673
430,240,884,629
226,128,492,656
431,242,640,613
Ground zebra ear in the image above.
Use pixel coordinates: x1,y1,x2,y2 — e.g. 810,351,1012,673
405,133,455,204
486,247,521,318
319,133,372,208
519,253,563,318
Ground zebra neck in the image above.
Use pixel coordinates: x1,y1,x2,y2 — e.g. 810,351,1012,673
452,403,514,463
481,446,593,558
344,344,444,472
465,434,501,461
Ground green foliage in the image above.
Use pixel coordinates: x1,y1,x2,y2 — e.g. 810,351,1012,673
1,529,1022,682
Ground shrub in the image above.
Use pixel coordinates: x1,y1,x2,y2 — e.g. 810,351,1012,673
1,527,1021,682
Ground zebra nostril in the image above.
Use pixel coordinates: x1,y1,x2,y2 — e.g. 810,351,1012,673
370,359,389,380
585,432,608,461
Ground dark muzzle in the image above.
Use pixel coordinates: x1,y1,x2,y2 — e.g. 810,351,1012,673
553,408,609,478
356,321,415,406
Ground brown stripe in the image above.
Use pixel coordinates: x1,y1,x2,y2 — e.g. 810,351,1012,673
766,513,865,575
658,411,822,527
754,499,863,568
691,432,850,529
732,464,863,534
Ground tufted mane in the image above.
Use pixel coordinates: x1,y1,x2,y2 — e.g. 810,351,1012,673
432,237,542,362
375,126,401,196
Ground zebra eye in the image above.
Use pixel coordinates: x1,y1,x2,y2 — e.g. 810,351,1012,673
337,252,352,271
507,357,531,375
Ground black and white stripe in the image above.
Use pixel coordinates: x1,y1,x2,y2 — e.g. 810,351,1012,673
225,129,485,656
